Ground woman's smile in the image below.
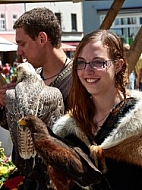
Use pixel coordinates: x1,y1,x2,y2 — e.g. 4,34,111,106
85,78,100,83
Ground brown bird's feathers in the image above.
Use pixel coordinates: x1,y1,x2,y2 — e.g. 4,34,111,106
18,115,102,189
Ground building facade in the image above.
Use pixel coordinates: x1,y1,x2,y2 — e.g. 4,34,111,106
0,2,83,63
0,0,142,64
0,3,25,42
26,2,83,44
83,0,142,44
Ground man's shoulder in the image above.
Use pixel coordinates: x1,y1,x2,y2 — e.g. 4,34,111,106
50,60,72,87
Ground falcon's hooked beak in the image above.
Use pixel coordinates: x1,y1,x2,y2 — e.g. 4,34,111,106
18,118,27,126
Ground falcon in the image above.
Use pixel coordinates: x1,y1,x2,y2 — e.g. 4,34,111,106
18,115,102,190
5,62,64,160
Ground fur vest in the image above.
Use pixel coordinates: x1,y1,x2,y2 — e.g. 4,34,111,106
53,90,142,168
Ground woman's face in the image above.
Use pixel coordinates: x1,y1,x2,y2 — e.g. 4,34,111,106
77,41,121,96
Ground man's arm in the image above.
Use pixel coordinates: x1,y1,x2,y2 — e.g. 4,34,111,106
0,82,17,129
0,82,16,106
0,107,9,130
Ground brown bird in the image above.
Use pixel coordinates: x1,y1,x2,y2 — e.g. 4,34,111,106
18,115,102,190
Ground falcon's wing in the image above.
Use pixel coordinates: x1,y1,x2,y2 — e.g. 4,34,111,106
15,81,44,116
36,85,64,127
6,88,23,158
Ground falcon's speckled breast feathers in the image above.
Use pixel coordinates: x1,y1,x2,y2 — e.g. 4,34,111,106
5,62,64,160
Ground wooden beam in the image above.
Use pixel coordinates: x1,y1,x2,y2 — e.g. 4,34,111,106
98,0,142,75
126,26,142,74
0,0,72,3
99,0,125,29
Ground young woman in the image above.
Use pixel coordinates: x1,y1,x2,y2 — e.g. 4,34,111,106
53,30,142,190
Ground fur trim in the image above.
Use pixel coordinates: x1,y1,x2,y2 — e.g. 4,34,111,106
53,114,77,137
98,90,142,167
101,90,142,149
53,114,91,147
53,90,142,167
53,90,142,148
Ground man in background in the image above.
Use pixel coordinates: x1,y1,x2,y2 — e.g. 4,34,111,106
0,7,72,190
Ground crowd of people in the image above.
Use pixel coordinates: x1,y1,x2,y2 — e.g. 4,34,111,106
0,60,19,83
0,7,142,190
135,54,142,91
123,43,142,91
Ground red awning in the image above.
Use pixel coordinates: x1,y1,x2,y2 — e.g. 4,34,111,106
0,36,17,51
65,42,79,47
0,34,16,43
0,34,76,51
61,43,76,51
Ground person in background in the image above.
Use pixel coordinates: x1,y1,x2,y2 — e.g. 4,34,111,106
123,43,136,90
0,7,72,190
52,29,142,190
2,63,11,83
13,58,20,66
10,59,19,82
135,54,142,91
0,56,2,67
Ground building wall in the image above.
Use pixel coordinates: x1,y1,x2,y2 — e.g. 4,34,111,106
26,2,83,32
0,1,142,42
83,0,142,35
26,2,83,42
0,4,25,31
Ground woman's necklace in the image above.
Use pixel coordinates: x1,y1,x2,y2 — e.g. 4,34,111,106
40,57,68,81
94,112,110,126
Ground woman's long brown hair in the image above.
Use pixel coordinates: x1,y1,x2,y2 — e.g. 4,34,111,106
69,29,129,139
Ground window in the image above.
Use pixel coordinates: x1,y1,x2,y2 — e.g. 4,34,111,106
0,14,6,30
114,18,121,25
71,14,77,31
12,14,18,25
100,14,141,45
128,17,136,24
140,17,142,24
55,13,61,26
120,17,137,25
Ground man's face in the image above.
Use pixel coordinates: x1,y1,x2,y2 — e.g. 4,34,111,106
15,28,41,67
